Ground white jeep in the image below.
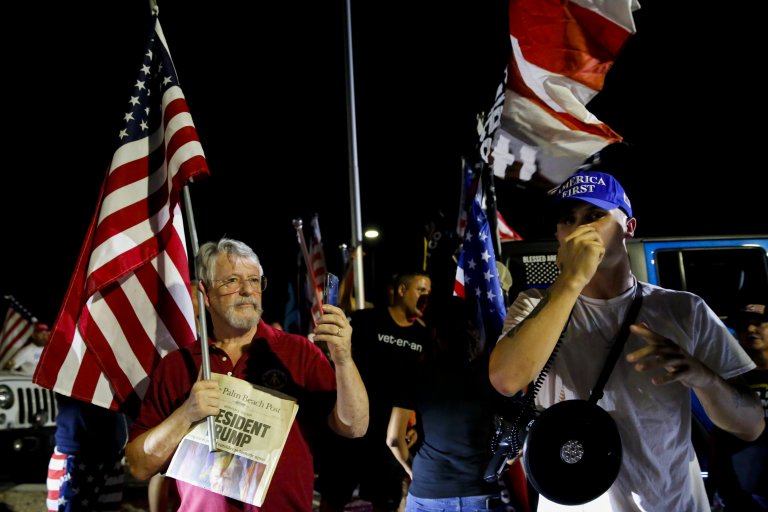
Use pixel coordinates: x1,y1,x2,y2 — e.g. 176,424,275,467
0,370,57,481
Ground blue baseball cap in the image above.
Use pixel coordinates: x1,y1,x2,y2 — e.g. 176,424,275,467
548,169,633,217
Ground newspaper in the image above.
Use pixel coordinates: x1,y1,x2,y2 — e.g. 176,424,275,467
166,372,298,506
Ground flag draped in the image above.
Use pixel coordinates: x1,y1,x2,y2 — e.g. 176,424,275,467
0,296,37,370
453,170,507,352
34,12,210,415
488,0,639,185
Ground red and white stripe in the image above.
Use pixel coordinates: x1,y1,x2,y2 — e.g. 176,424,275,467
0,302,35,369
307,215,327,326
33,17,209,414
489,0,639,185
497,211,524,242
46,448,67,512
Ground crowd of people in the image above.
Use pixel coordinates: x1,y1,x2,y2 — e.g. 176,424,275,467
10,167,766,512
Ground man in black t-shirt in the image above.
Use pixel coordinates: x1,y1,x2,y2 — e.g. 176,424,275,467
317,271,432,512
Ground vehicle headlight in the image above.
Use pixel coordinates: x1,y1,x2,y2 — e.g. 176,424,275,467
34,409,49,426
0,385,13,410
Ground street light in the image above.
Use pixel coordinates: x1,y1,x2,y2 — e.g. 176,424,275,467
363,228,380,296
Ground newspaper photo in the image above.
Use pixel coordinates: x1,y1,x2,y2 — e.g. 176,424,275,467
166,372,299,506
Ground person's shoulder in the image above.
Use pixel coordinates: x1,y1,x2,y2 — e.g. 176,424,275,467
641,281,707,305
640,281,722,319
168,342,202,357
152,343,200,376
258,321,316,348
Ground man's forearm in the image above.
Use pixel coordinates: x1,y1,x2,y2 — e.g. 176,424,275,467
490,279,582,395
329,359,369,438
126,407,197,480
695,377,765,441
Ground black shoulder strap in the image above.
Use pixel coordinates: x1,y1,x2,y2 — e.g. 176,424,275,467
507,283,643,451
588,282,644,405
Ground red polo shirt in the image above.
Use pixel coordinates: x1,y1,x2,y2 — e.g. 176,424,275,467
130,320,337,511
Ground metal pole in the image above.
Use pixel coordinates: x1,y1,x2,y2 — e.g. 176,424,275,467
182,186,216,452
342,0,366,309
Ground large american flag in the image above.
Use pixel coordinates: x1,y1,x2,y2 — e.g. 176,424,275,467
454,172,507,352
487,0,639,185
34,12,209,415
0,296,37,370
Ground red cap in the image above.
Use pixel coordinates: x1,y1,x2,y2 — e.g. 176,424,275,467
34,322,50,333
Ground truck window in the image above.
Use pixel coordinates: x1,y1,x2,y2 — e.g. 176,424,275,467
655,247,768,317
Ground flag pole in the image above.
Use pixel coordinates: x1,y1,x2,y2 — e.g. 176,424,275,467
183,186,217,451
482,161,502,260
292,218,322,330
342,0,366,309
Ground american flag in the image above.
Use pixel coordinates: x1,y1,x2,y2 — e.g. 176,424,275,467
33,11,209,415
487,0,639,185
0,296,37,370
496,211,523,242
307,214,327,327
453,173,507,352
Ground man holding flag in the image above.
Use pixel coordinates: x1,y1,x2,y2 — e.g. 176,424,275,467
127,238,369,510
34,5,209,511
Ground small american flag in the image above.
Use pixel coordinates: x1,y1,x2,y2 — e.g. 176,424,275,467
307,214,327,326
0,296,37,369
454,174,507,351
34,10,209,415
496,211,523,242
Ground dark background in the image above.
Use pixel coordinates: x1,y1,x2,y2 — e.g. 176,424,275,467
2,0,765,327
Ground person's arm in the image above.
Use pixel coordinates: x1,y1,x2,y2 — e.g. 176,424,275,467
315,304,369,438
491,223,604,395
386,407,414,479
126,379,221,480
626,323,764,442
695,375,765,441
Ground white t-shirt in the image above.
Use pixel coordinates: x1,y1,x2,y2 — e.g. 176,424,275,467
500,280,756,512
9,343,43,375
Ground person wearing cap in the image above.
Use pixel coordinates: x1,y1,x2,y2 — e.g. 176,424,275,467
489,166,764,511
728,304,768,367
4,322,50,374
709,304,768,510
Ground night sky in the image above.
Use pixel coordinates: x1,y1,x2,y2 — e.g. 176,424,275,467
3,0,765,326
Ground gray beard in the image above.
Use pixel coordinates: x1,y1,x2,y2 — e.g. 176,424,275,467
224,301,263,330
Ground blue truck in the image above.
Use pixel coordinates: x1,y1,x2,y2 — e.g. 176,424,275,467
501,235,768,318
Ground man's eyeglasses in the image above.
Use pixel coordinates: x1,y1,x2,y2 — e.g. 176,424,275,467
214,276,267,294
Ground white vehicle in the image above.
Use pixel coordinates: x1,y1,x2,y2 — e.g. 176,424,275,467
0,370,57,480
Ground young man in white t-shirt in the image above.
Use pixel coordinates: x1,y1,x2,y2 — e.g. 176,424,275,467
5,322,49,374
489,166,764,511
